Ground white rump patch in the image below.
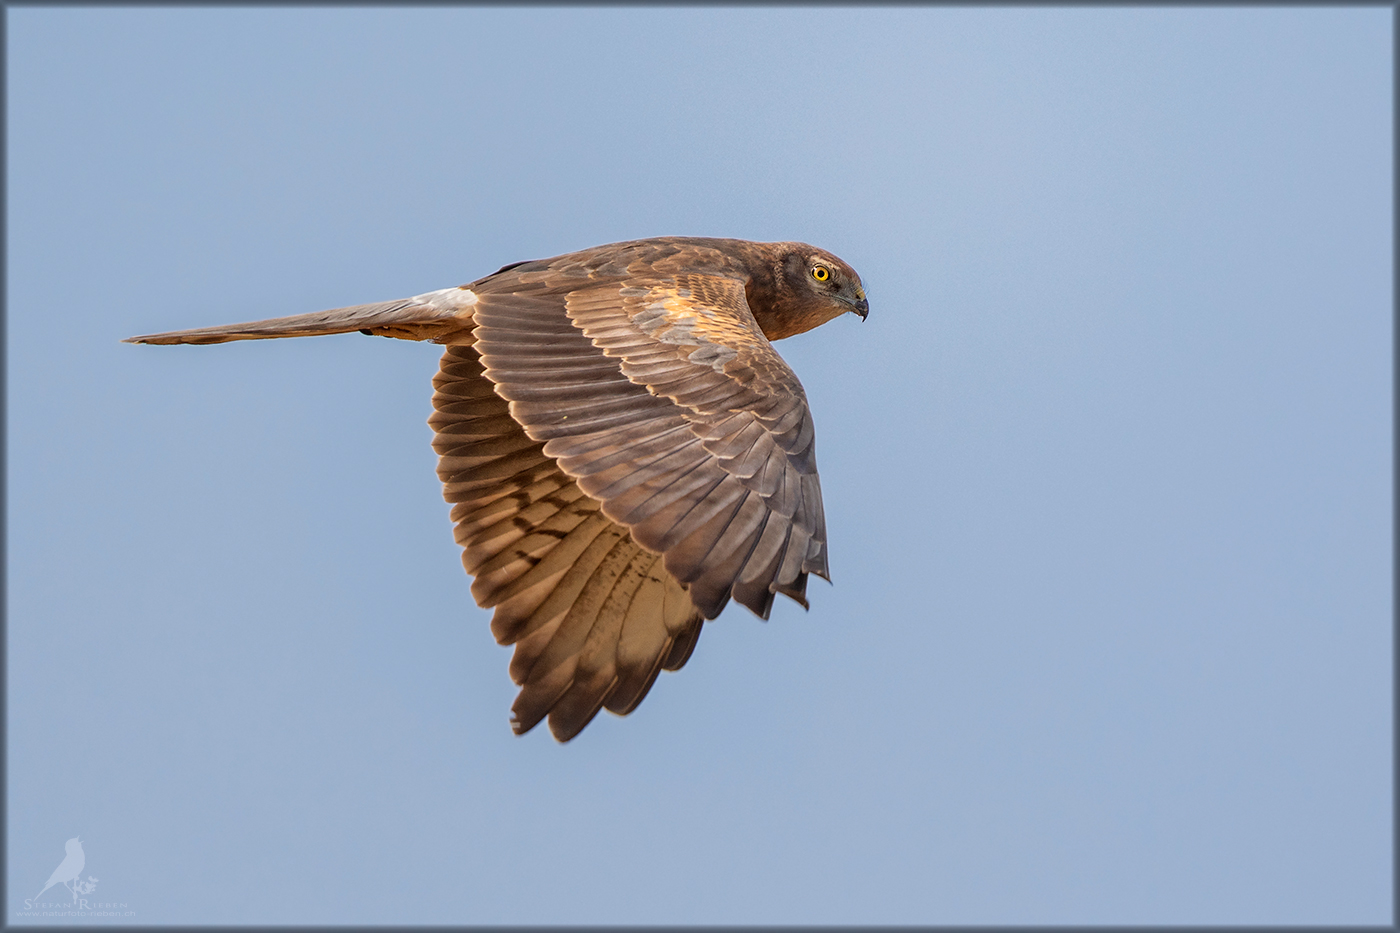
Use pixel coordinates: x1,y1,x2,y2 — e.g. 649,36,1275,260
411,286,479,314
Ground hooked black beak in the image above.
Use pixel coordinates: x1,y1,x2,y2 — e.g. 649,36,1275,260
851,296,869,320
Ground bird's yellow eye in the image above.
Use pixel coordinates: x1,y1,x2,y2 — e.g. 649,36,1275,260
812,266,830,282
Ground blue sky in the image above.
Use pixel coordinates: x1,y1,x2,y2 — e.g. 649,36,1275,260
7,7,1391,925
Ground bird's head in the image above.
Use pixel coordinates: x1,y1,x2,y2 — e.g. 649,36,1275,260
750,243,868,341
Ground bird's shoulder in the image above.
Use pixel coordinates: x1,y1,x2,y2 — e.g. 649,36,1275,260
464,238,806,397
468,236,787,293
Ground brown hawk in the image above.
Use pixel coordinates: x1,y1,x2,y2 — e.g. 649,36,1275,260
126,237,868,740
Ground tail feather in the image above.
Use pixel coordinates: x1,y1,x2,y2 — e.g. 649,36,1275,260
123,287,479,345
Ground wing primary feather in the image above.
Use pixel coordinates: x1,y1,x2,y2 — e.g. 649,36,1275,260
543,543,659,740
509,532,637,734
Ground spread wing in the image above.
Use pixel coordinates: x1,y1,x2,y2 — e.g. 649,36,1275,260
477,272,829,615
438,269,829,739
430,339,705,740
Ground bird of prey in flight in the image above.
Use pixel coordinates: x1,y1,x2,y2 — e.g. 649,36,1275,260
127,237,868,741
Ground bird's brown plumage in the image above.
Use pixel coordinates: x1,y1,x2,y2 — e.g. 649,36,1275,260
126,237,868,740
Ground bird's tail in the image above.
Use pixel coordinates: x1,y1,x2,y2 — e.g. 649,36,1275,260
123,288,480,346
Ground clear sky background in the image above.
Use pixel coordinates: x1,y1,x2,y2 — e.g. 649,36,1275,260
7,7,1391,926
